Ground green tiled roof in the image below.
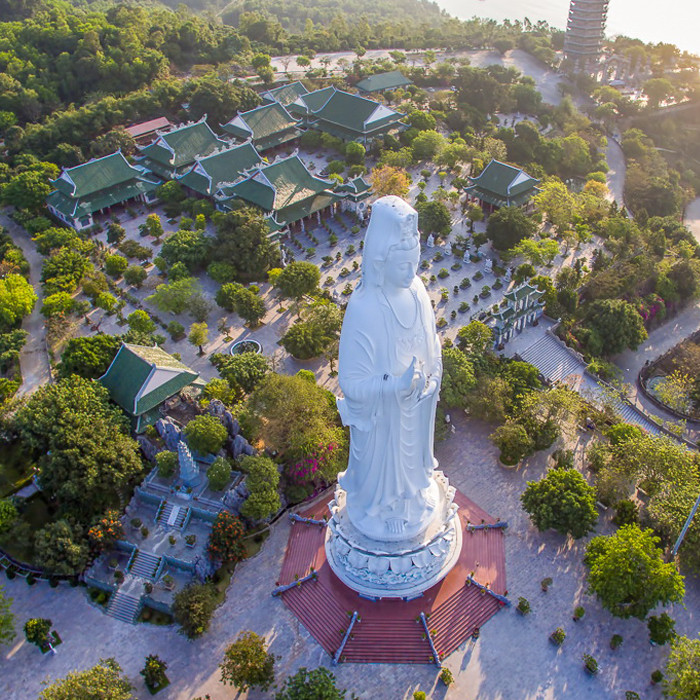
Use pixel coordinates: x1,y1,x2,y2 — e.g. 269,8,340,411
51,152,143,199
338,176,372,200
221,103,301,152
504,283,544,303
262,81,309,106
47,168,159,219
99,343,198,417
139,120,226,172
217,155,337,225
355,70,413,93
289,87,336,114
178,143,262,197
465,159,540,207
314,90,401,134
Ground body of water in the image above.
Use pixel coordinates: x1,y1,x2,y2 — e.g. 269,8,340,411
436,0,700,56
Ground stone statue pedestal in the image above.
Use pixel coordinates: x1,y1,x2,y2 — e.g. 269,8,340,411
325,471,462,599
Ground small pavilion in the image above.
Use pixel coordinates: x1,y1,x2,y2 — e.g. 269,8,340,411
355,70,413,94
464,160,540,214
99,343,200,432
490,283,545,346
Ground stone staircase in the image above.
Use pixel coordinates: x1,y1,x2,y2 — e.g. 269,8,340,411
518,333,584,383
128,550,161,580
106,588,141,623
158,502,188,529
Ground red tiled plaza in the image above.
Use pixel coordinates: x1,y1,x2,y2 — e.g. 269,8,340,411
275,489,508,664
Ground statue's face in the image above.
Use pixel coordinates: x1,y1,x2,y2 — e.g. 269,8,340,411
383,245,419,289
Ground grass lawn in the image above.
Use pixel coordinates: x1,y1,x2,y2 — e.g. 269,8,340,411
0,440,36,498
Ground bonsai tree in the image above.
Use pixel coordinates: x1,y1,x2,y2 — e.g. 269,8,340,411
439,668,454,686
610,634,623,650
140,654,168,691
648,612,677,645
583,654,598,675
573,605,585,621
24,618,52,649
584,525,684,619
219,631,276,693
650,669,664,685
521,468,598,539
541,577,553,592
516,597,531,615
207,511,245,563
550,627,566,645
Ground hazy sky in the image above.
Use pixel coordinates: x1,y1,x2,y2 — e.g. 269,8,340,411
436,0,700,55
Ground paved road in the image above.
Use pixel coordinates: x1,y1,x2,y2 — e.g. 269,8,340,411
605,136,626,206
684,196,700,244
0,211,51,396
615,302,700,439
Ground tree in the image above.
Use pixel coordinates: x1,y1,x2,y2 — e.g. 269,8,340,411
156,451,177,478
104,254,128,278
440,347,476,409
184,414,227,455
0,585,15,646
58,335,121,380
41,291,74,318
39,658,133,700
643,77,674,109
211,352,270,398
369,165,410,198
160,229,210,271
280,321,326,359
240,455,281,521
213,208,278,280
141,213,164,239
87,510,124,553
559,134,592,179
207,457,232,491
417,200,451,239
187,77,260,127
34,520,89,575
188,322,209,355
123,265,147,288
275,261,320,303
107,223,126,245
457,320,493,357
663,635,700,699
489,421,534,465
584,524,685,619
586,299,647,355
1,170,52,211
275,667,348,700
0,273,37,327
411,130,445,160
510,239,560,266
172,582,218,639
220,285,267,326
146,277,202,314
533,179,577,233
0,499,17,534
126,310,156,335
24,618,52,648
220,631,276,692
207,511,245,563
95,292,118,314
140,655,168,690
521,468,598,538
486,206,537,251
345,142,365,165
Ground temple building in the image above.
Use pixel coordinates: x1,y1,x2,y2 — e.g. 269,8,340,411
260,81,309,107
123,117,173,145
336,176,373,215
214,153,342,237
177,142,262,198
490,283,545,346
355,70,413,95
220,102,302,153
46,151,160,231
99,343,200,432
464,160,540,213
287,87,406,143
563,0,609,68
137,117,227,181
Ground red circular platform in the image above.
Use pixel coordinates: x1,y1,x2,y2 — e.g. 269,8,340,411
275,489,507,664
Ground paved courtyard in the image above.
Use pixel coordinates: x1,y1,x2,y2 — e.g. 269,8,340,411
1,417,698,699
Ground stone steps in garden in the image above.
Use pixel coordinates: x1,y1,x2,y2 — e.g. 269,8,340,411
129,550,161,580
106,589,141,624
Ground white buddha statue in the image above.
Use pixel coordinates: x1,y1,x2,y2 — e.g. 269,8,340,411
336,196,443,542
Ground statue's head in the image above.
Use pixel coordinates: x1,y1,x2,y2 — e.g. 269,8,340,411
362,196,420,289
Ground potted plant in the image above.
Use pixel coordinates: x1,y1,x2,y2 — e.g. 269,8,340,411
107,557,119,570
168,535,176,546
185,534,197,547
131,517,142,529
516,597,531,616
583,654,598,675
114,569,124,585
541,577,553,592
573,605,585,622
610,634,623,650
162,574,175,591
651,670,663,685
439,668,453,686
141,525,149,538
144,582,153,595
550,627,566,646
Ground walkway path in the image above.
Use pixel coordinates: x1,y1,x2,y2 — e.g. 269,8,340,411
605,136,626,207
0,210,51,396
684,196,700,245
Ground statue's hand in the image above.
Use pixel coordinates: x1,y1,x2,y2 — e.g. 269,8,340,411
397,357,421,398
418,376,439,403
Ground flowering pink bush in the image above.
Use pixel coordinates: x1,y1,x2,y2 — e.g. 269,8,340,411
288,442,339,485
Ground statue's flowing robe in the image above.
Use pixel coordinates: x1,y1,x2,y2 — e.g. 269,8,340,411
337,277,442,532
